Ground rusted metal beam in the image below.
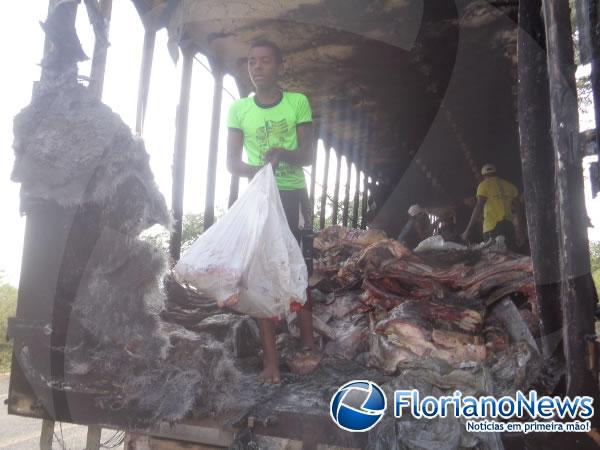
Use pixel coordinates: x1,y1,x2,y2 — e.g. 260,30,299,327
170,51,194,261
85,425,102,450
88,0,113,100
342,152,352,226
331,149,342,225
228,80,250,207
40,0,81,84
135,30,156,135
204,65,224,229
360,162,369,229
360,119,373,229
40,419,54,450
517,0,563,359
542,0,599,401
228,173,240,208
319,146,331,230
308,122,320,229
352,152,361,228
42,1,58,61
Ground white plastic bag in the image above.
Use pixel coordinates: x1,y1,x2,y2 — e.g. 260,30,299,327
414,235,468,252
174,165,307,318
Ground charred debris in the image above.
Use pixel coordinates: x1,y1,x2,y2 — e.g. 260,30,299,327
5,0,600,449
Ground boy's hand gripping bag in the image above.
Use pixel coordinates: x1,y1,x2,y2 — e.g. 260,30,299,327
174,165,307,318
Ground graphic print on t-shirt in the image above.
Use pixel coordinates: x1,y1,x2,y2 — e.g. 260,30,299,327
256,119,295,179
257,119,289,154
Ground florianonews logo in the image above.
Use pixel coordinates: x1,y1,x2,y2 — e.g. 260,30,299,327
330,380,387,432
330,382,594,434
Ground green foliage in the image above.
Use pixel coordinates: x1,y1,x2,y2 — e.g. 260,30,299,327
312,193,366,230
141,212,220,253
181,214,204,252
0,280,17,373
577,74,593,107
141,230,170,252
590,241,600,292
590,241,600,270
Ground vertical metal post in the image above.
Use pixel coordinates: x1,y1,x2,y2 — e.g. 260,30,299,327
169,51,194,261
228,81,250,206
40,419,54,450
135,30,156,135
331,149,342,225
85,425,102,450
361,119,373,229
204,65,224,229
42,1,58,59
39,0,79,86
361,160,369,229
542,0,599,401
319,146,331,230
517,0,563,359
88,0,113,100
228,172,240,208
352,151,361,228
308,122,320,230
342,153,352,226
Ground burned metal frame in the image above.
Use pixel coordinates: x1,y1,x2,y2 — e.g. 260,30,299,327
516,0,562,360
203,62,224,230
135,30,156,135
541,0,599,403
319,145,331,230
517,0,600,410
341,151,352,227
352,147,362,228
88,0,113,100
7,0,600,438
169,51,194,262
132,0,599,406
331,148,342,225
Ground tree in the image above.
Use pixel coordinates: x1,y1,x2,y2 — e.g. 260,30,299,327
0,276,17,372
590,241,600,290
181,214,204,251
141,212,222,253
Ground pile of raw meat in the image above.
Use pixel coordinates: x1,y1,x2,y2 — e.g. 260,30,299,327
309,226,540,376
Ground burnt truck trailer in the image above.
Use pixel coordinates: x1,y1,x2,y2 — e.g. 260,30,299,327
5,0,600,449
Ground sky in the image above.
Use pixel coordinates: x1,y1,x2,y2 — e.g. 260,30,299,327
0,1,360,286
0,1,597,287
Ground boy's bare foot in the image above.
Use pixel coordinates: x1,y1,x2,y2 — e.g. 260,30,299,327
257,365,281,384
257,318,280,384
287,348,322,375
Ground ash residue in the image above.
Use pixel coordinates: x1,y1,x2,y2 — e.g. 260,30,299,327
11,80,219,427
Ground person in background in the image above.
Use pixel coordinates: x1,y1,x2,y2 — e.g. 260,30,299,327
226,39,319,384
397,204,433,249
452,196,482,243
461,164,523,252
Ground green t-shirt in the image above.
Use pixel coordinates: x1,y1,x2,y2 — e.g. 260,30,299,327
227,91,312,190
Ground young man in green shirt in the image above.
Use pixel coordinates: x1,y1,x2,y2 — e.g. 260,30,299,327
227,40,318,384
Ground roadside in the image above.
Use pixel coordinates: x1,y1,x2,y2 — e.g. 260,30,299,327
0,374,124,450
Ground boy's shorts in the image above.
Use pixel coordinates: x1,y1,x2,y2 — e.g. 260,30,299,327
278,189,302,243
279,188,314,276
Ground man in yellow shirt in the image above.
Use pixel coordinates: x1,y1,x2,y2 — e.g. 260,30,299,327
461,164,522,251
